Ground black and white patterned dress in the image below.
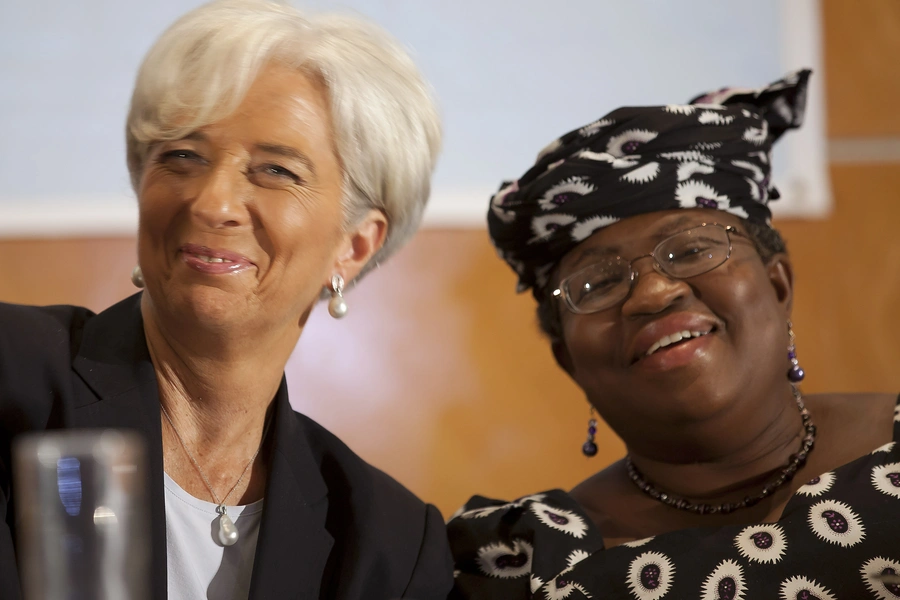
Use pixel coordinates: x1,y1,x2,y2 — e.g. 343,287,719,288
448,396,900,599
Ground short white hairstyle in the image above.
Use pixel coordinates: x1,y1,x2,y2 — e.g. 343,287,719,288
126,0,441,278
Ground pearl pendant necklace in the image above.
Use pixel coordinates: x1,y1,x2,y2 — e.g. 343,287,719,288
215,505,239,546
161,405,271,546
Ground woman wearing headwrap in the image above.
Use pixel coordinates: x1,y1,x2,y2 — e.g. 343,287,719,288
0,1,451,599
448,71,900,598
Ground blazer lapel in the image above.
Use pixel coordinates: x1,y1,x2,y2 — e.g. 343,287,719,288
71,293,168,600
68,295,334,600
249,380,333,600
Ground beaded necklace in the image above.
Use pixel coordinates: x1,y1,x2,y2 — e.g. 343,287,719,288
625,387,815,515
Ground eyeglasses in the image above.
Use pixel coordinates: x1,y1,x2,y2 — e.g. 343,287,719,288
552,223,748,315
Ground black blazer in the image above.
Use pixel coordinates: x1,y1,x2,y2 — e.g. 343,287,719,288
0,294,453,600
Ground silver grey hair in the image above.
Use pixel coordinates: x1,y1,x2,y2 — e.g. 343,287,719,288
126,0,441,279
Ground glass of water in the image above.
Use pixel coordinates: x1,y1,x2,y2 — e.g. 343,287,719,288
13,429,150,600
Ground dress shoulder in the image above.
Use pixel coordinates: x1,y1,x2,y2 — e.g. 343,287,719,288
447,490,603,599
449,404,900,599
293,410,430,513
0,302,95,600
0,301,92,352
290,410,454,598
0,302,94,427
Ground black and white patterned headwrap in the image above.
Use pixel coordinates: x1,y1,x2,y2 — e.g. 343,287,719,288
488,69,811,298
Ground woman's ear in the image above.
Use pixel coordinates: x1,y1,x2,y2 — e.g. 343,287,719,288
765,253,794,317
332,209,389,283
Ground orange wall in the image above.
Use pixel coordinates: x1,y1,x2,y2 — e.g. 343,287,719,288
1,1,899,517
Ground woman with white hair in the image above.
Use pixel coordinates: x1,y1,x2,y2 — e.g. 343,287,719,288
0,1,450,599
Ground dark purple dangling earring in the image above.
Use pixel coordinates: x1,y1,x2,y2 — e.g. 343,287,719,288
787,320,805,383
582,408,598,457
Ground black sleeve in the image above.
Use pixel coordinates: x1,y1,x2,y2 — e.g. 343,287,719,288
446,496,535,600
0,302,90,600
0,302,89,432
402,503,454,599
0,450,21,600
447,491,604,600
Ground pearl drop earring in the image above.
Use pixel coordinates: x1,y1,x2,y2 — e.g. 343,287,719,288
328,274,348,319
131,266,144,288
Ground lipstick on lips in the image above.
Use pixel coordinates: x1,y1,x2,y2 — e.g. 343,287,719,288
630,314,717,369
180,244,254,275
644,329,713,357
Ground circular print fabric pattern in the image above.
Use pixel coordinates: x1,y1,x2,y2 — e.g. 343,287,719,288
779,575,836,600
700,559,746,600
860,557,900,600
796,472,835,497
807,500,866,548
871,462,900,499
476,539,534,578
530,502,589,539
627,551,675,600
734,524,787,564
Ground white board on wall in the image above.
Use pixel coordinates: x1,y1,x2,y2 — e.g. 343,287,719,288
0,0,828,236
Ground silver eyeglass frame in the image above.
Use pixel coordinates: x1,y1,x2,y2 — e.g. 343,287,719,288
551,223,746,315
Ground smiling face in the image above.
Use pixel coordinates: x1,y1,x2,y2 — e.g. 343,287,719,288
552,209,793,437
136,63,385,337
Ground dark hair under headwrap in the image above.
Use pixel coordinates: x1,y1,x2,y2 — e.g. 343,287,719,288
488,69,811,299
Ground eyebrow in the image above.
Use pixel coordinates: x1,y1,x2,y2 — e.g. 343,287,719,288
566,215,712,267
170,133,318,176
255,144,317,176
567,245,621,270
655,214,702,236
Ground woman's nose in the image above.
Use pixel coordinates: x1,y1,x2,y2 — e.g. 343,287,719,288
620,255,690,316
189,165,251,229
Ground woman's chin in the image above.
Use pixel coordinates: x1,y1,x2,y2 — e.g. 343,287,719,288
660,395,732,425
156,285,261,332
610,374,740,427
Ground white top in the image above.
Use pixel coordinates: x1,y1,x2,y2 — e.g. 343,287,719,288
164,473,264,600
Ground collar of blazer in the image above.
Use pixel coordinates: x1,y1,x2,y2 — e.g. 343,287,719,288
71,292,334,600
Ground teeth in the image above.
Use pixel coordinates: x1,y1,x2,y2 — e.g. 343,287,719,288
197,255,233,263
645,329,710,357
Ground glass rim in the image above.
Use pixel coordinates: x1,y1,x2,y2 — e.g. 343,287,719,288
552,222,738,315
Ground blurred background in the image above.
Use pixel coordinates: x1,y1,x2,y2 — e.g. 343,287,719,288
0,0,898,517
